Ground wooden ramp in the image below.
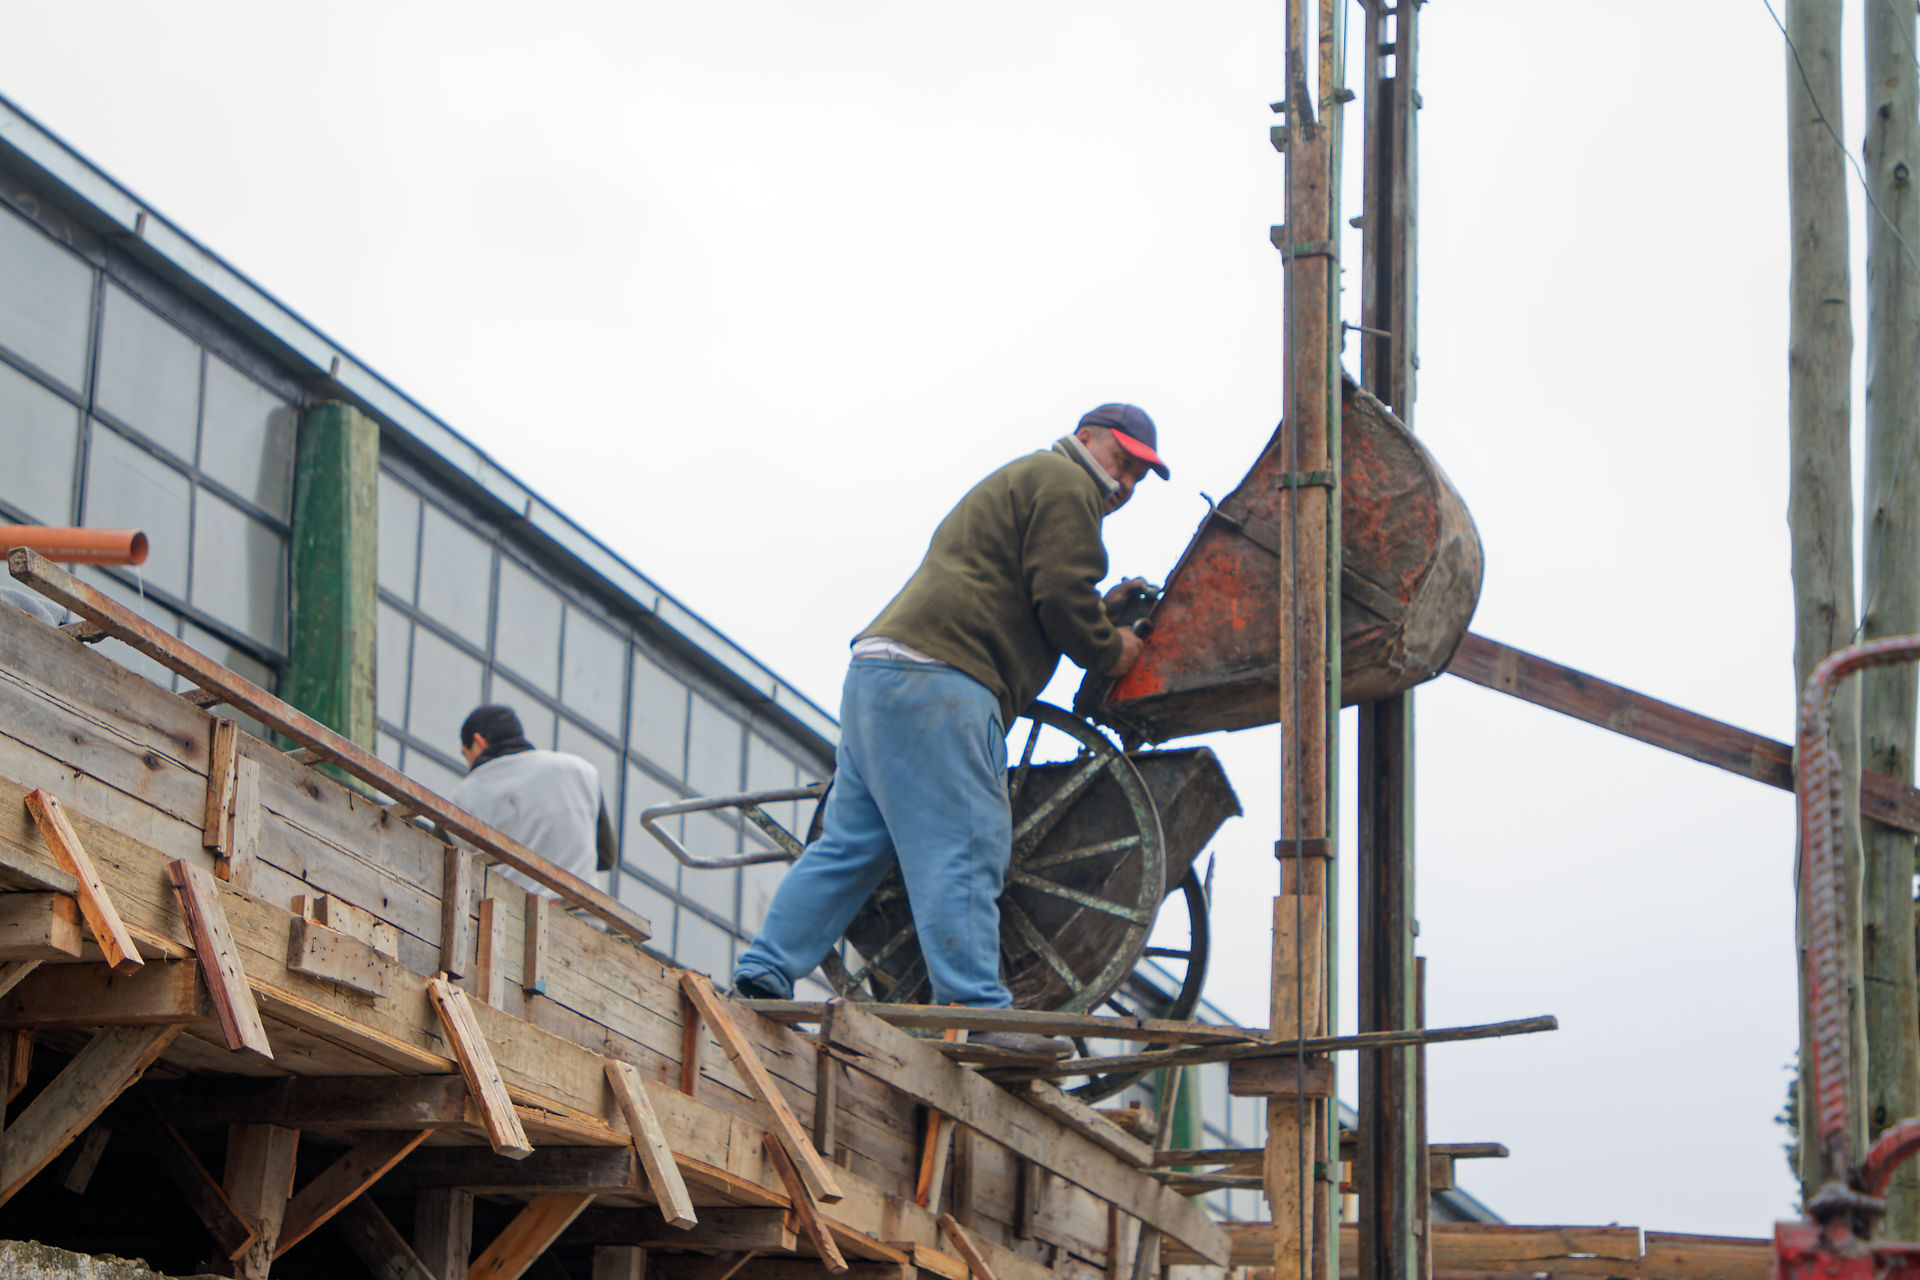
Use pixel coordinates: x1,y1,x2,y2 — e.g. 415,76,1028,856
0,555,1229,1279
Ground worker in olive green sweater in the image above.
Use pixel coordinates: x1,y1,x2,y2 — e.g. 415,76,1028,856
734,405,1166,1055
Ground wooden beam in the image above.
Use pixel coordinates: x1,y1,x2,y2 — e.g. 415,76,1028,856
162,1074,473,1131
203,717,240,856
288,916,396,998
23,790,140,974
1228,1054,1335,1097
679,973,841,1206
478,896,507,1007
55,1122,109,1194
0,959,212,1028
1008,1013,1558,1081
1446,633,1920,835
470,1192,597,1280
606,1058,698,1228
428,975,532,1160
275,1128,434,1257
0,1022,182,1206
442,846,476,978
225,1122,300,1280
762,1131,848,1273
1016,1081,1151,1166
336,1196,443,1280
128,1095,258,1262
823,1000,1227,1266
0,892,81,962
417,1187,476,1280
523,893,549,995
936,1214,1000,1280
383,1146,639,1195
739,1001,1256,1046
563,1208,798,1252
167,858,272,1057
593,1246,646,1280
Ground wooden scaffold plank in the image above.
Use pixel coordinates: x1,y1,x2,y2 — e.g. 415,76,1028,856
470,1192,597,1280
606,1057,698,1228
427,975,533,1160
761,1131,848,1274
275,1128,434,1257
336,1196,443,1280
167,858,273,1057
679,972,842,1206
23,789,140,974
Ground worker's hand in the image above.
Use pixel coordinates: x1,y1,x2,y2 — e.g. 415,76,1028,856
1103,577,1154,613
1107,626,1144,676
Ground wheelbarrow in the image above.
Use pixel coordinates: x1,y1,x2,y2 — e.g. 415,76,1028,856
639,702,1240,1029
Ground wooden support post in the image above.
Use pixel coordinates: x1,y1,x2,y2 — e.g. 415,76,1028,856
128,1096,257,1262
285,400,381,753
225,1122,300,1280
761,1131,848,1273
681,985,704,1096
23,790,140,974
443,845,476,978
478,896,507,1008
813,1047,842,1162
679,973,842,1205
936,1214,1001,1280
917,1024,967,1208
167,859,272,1057
337,1196,442,1280
524,893,549,995
3,1028,30,1102
427,976,532,1160
204,717,240,857
0,1023,181,1209
593,1247,646,1280
275,1128,433,1257
469,1192,596,1280
605,1058,698,1228
57,1123,110,1194
416,1187,476,1280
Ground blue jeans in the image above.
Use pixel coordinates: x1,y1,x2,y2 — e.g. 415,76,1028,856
734,657,1013,1007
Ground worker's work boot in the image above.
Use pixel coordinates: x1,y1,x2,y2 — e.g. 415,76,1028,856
972,1030,1073,1058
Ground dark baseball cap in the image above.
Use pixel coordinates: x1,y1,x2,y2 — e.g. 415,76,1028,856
1078,404,1169,480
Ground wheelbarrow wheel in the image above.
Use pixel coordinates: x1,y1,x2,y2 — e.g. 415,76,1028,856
828,702,1167,1013
1064,864,1211,1102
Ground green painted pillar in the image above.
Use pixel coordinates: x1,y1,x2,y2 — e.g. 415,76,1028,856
284,401,378,748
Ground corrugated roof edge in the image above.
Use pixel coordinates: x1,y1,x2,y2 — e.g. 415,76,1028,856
0,90,839,756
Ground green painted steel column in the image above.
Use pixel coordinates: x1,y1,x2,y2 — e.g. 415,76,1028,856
284,401,378,748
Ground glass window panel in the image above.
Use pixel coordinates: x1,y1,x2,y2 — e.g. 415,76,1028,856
376,471,419,602
402,745,466,799
406,625,484,748
744,732,801,850
622,762,683,883
83,425,190,598
619,873,676,955
740,860,787,936
679,813,740,920
628,646,688,779
675,909,734,980
0,361,80,524
376,731,403,769
686,692,743,799
96,284,199,460
191,490,286,649
415,503,491,645
493,676,557,749
0,206,92,393
560,606,624,736
1198,1062,1229,1133
493,557,561,695
76,567,178,687
376,603,410,729
200,357,295,519
556,718,620,808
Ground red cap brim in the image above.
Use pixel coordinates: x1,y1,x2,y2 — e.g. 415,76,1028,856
1112,429,1169,480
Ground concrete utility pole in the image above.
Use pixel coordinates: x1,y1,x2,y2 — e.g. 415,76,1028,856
1784,0,1862,1203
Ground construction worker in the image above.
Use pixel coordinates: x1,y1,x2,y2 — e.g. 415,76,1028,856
732,405,1166,1055
451,705,616,898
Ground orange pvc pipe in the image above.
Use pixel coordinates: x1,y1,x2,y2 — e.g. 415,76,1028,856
0,527,149,565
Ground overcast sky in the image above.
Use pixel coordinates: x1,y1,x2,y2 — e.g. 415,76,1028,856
0,0,1869,1237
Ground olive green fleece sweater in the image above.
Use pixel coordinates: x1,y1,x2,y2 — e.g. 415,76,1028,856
857,438,1124,724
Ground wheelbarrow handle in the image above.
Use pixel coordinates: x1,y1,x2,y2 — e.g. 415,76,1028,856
639,783,829,870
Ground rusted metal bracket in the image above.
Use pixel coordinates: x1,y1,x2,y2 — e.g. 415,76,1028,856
1274,837,1334,861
